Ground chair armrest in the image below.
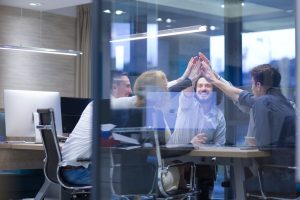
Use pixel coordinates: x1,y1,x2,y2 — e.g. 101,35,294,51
165,162,194,171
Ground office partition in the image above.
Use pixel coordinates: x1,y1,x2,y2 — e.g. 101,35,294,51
92,0,298,199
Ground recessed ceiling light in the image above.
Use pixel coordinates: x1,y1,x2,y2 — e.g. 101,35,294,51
156,18,163,22
115,10,124,15
29,2,42,6
210,26,216,31
166,18,172,23
103,9,111,14
221,4,225,8
241,2,245,6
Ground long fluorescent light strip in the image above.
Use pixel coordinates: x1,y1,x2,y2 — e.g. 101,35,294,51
110,25,207,43
0,45,83,56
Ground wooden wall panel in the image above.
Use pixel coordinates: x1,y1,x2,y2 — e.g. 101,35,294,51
0,5,77,108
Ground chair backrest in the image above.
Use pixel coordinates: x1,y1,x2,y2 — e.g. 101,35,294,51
110,107,195,198
37,108,61,184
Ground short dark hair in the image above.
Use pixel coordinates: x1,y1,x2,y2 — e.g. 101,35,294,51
251,64,281,88
112,70,129,85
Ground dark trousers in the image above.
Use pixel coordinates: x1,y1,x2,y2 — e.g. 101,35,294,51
196,165,216,200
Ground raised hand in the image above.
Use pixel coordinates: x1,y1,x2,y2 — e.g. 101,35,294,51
180,56,198,81
198,52,211,68
188,58,202,82
198,53,219,83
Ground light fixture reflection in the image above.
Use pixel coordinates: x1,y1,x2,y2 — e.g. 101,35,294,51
110,25,207,43
0,45,83,56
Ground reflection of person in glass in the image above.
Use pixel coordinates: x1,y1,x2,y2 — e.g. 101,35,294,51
168,74,225,200
200,53,296,196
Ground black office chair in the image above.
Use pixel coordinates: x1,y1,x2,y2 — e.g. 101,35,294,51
110,108,197,199
36,108,91,199
246,115,299,200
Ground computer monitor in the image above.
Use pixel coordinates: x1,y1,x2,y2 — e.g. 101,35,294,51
4,89,63,137
60,97,92,133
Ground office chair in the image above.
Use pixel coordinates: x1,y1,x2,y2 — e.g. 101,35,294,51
36,108,92,200
154,130,197,199
246,150,299,200
246,116,299,200
110,108,197,199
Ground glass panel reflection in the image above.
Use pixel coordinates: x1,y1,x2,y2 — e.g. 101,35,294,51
95,0,297,199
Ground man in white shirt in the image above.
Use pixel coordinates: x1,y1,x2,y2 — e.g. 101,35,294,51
111,71,132,99
61,102,93,186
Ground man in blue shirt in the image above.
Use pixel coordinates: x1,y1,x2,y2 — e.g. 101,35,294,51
200,53,296,196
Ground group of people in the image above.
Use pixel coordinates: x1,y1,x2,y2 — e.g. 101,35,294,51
60,52,296,199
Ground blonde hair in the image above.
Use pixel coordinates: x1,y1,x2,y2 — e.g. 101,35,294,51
133,70,168,107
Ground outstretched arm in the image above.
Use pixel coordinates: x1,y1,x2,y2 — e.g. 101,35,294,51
168,56,201,93
199,52,251,113
200,56,243,102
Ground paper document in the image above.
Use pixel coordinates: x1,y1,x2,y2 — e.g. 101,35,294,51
112,132,140,145
101,124,116,131
117,146,142,150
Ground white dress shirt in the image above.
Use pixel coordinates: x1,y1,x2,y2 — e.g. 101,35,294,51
61,102,93,167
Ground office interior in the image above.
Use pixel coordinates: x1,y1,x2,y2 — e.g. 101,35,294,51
0,0,299,199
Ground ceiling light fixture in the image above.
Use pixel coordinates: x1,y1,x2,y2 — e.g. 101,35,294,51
210,26,216,31
221,4,225,8
0,45,83,56
166,18,172,23
156,18,163,22
29,2,42,6
0,9,83,57
115,10,124,15
110,25,207,43
103,9,111,14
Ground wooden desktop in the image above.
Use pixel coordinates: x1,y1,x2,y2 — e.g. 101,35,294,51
0,142,269,200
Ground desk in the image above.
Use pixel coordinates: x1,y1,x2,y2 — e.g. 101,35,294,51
173,146,269,200
0,143,44,170
1,144,268,199
0,143,64,200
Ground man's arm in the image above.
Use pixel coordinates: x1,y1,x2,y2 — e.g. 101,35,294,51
200,59,243,102
168,56,201,93
213,77,243,102
198,52,243,102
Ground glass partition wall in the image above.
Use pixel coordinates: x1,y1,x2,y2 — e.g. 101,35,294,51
92,0,297,199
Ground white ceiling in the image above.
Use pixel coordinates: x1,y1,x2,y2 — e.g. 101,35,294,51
0,0,90,10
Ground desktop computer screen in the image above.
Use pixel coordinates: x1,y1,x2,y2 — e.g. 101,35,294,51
4,89,63,138
60,97,91,133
